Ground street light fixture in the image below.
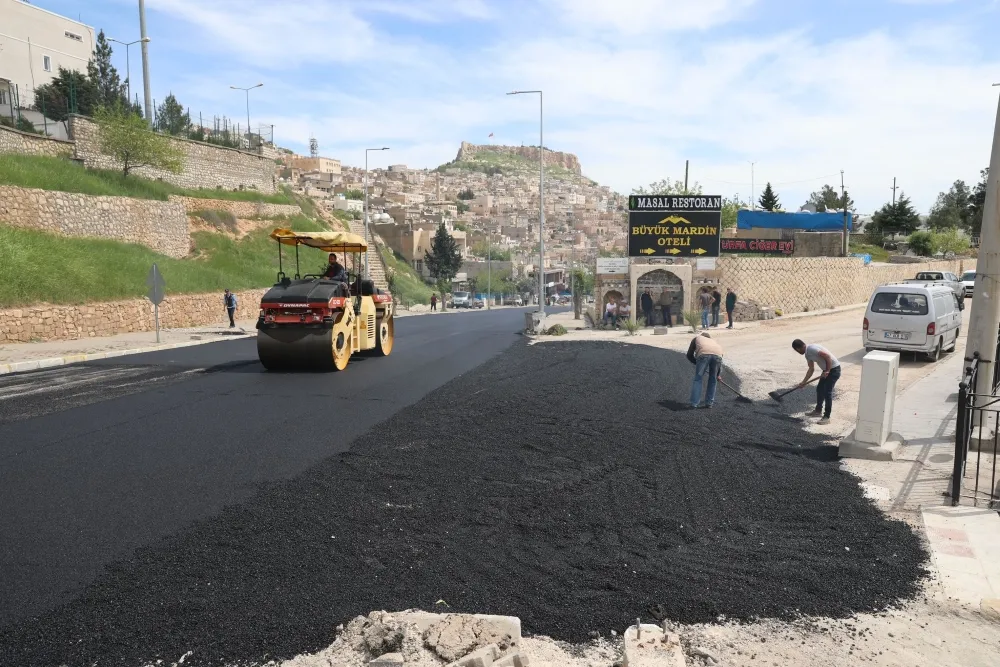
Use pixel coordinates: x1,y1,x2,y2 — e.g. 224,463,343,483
108,36,150,103
749,161,757,211
230,82,263,148
364,147,390,280
507,89,544,316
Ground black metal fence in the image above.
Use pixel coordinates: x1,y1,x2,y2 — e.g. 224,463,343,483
952,350,1000,508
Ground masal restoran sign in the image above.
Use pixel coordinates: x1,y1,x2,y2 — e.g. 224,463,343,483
627,195,722,258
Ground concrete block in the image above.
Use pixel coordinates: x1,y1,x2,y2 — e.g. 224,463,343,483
493,653,530,667
652,327,670,335
445,643,500,667
368,653,404,666
838,430,904,461
622,623,686,667
982,598,1000,623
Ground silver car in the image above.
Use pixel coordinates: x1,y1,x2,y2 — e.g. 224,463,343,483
961,270,976,298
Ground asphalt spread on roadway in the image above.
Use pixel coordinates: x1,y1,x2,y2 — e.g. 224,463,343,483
0,334,929,667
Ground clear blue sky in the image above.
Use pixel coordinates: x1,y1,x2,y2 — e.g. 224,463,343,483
31,0,1000,212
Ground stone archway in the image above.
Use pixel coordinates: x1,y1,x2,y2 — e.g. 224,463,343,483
602,289,624,308
636,269,684,326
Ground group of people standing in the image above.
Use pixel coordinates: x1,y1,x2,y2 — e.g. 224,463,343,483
697,286,738,329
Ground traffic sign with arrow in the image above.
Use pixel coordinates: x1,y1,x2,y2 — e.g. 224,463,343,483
146,263,166,343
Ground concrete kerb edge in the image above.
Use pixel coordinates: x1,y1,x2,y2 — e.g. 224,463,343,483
0,333,254,376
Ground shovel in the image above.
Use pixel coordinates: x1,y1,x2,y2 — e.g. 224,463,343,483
768,376,820,402
718,377,753,404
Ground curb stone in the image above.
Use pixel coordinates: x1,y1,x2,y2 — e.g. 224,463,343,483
0,332,254,376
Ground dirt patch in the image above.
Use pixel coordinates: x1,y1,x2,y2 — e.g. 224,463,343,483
0,342,931,666
188,213,276,239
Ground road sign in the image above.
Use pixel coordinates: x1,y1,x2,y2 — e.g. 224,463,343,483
146,263,166,305
628,195,722,258
596,257,628,274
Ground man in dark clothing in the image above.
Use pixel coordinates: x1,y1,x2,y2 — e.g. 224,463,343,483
725,288,737,329
322,253,348,282
711,288,722,327
223,289,238,328
659,288,673,326
430,293,438,311
640,289,654,327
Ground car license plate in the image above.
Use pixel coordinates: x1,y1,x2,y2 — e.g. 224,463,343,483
884,331,910,340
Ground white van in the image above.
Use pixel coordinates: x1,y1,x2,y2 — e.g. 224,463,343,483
863,283,962,362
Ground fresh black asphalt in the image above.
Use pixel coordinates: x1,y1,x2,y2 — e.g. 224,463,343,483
0,331,929,667
0,308,531,628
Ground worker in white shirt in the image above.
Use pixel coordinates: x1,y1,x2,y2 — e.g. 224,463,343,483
793,339,842,424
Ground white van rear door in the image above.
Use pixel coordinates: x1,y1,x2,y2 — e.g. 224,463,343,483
868,290,930,346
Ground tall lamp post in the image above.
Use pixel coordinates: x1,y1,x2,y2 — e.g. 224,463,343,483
365,147,390,280
230,83,263,148
749,161,757,210
109,37,149,103
507,89,545,315
138,0,153,126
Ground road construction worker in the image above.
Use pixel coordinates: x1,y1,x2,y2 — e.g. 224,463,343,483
322,253,348,282
793,339,841,425
687,331,723,409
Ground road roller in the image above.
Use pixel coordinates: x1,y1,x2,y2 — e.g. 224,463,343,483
256,228,394,371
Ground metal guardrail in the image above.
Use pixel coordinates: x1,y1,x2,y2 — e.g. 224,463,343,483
952,351,1000,508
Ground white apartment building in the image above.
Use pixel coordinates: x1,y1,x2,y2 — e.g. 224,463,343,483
0,0,95,105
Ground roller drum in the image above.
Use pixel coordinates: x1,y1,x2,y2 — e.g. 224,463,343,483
257,326,345,371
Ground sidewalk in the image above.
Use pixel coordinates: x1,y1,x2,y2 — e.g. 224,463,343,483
0,319,257,374
843,353,1000,614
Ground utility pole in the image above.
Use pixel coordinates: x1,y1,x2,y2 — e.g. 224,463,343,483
507,90,545,316
841,170,849,256
684,160,689,193
967,85,1000,399
138,0,153,127
891,177,898,205
749,161,757,210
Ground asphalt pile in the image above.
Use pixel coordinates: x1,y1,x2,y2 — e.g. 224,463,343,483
0,341,929,667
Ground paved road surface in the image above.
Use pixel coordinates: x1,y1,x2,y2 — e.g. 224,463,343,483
0,308,532,626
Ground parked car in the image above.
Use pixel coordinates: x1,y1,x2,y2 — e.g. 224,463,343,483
509,295,524,306
471,297,485,309
863,283,962,362
902,271,964,308
451,291,472,308
961,270,976,298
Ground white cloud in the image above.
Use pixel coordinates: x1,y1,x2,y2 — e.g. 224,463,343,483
542,0,759,34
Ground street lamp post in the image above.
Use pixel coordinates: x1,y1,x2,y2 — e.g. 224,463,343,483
749,161,757,211
138,0,153,126
507,90,545,316
230,83,263,149
365,147,390,281
109,37,149,103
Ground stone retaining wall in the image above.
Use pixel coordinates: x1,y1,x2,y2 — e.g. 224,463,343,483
0,289,268,343
0,124,74,158
176,196,301,219
68,115,277,194
712,257,973,315
0,185,190,257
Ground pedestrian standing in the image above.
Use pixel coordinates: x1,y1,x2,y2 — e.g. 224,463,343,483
792,339,841,424
725,288,737,329
640,289,654,327
699,288,713,328
711,287,722,327
430,293,438,311
659,288,673,326
687,332,724,409
223,289,238,328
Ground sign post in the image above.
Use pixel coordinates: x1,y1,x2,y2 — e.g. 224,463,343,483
146,263,166,343
628,195,722,258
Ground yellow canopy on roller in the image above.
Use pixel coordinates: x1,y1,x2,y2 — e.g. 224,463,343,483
270,228,368,252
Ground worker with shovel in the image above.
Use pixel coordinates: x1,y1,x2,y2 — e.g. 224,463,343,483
687,332,724,409
792,339,841,424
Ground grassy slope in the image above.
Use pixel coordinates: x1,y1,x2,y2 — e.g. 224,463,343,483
0,215,330,308
0,154,294,204
379,246,433,306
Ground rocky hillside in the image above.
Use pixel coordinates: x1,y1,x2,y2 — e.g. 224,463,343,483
455,142,582,175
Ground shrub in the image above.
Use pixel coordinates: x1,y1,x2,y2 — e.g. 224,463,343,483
545,324,568,336
684,309,702,332
931,228,970,256
622,317,644,335
193,209,238,233
907,230,936,256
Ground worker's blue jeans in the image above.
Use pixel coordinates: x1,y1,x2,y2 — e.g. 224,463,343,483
816,365,842,418
690,354,722,408
701,307,710,328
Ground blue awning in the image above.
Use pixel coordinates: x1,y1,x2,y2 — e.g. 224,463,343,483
737,210,852,231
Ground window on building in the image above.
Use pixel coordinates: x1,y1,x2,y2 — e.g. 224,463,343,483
65,31,83,42
42,55,52,72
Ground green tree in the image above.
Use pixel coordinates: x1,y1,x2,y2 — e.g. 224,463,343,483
424,223,463,283
721,194,747,229
94,104,184,177
907,230,936,256
467,275,479,296
154,93,190,136
927,180,972,230
931,228,970,255
453,221,468,232
871,193,921,236
597,248,626,258
470,241,511,261
968,168,990,235
457,187,476,200
456,201,470,214
32,67,98,121
804,184,855,212
758,182,780,211
343,189,364,200
88,31,128,109
632,178,703,195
